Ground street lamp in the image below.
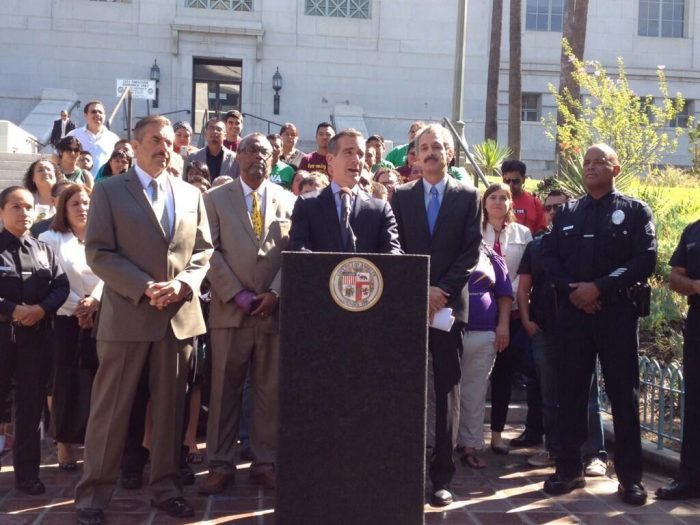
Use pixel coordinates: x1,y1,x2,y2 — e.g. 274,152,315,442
150,59,161,109
272,67,283,115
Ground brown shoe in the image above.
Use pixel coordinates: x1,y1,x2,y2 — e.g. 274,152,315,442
250,469,276,490
199,470,235,495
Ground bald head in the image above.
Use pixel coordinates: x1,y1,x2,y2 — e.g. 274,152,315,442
587,143,619,166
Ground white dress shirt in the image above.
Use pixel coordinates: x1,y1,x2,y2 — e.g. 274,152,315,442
134,164,175,237
68,125,120,172
239,177,268,218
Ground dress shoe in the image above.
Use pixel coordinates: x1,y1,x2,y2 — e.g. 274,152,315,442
618,483,647,505
120,473,143,490
15,479,46,495
76,508,104,525
543,473,586,495
250,469,276,490
509,432,543,448
180,465,195,486
656,479,700,500
430,488,454,507
152,496,194,518
199,470,235,495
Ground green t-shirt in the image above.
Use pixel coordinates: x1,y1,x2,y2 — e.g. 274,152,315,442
385,144,409,167
371,159,396,174
270,161,295,189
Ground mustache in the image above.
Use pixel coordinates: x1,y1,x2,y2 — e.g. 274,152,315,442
423,155,440,163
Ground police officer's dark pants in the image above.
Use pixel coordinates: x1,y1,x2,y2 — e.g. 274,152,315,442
0,326,50,482
555,300,642,485
680,306,700,482
428,325,462,490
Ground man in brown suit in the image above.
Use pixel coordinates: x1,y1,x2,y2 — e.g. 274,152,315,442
201,133,296,494
74,115,213,525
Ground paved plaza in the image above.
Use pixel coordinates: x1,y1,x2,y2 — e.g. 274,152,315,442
0,426,698,524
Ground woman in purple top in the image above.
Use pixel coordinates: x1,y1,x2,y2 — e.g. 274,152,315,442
457,242,513,468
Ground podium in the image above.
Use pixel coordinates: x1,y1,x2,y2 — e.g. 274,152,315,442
276,252,429,525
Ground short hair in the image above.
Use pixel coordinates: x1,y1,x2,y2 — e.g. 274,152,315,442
224,110,243,122
51,180,72,198
50,183,91,234
0,186,30,209
545,189,570,201
188,174,211,191
415,124,454,152
280,122,297,135
173,121,193,134
80,150,92,157
83,101,105,114
57,136,83,154
23,159,63,193
133,115,172,142
299,172,330,193
267,133,282,142
316,122,335,134
370,181,388,200
367,134,384,145
212,175,233,187
185,160,211,182
205,118,224,132
373,168,399,183
501,159,527,178
238,133,271,154
482,183,516,229
102,149,133,178
328,128,364,155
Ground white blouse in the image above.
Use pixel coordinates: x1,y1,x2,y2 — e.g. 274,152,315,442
482,221,532,309
38,229,103,316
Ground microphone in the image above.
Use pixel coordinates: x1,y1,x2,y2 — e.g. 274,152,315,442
339,187,356,252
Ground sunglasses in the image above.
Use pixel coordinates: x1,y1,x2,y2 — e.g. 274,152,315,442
544,203,564,212
65,148,81,153
503,178,522,185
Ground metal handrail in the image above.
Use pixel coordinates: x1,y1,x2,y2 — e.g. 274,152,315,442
441,117,489,188
242,112,284,135
198,108,211,148
108,87,131,130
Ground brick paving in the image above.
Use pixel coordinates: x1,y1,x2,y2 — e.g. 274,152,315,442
1,426,699,524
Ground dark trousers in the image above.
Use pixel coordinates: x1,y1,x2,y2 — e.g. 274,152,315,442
428,325,462,490
555,300,642,485
680,307,700,481
0,326,51,482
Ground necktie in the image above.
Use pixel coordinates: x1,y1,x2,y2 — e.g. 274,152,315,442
427,186,440,235
339,191,355,252
251,191,263,239
150,179,170,238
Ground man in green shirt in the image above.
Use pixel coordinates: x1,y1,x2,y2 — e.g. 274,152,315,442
268,133,295,190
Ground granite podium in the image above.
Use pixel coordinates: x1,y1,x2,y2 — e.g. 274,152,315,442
277,252,430,525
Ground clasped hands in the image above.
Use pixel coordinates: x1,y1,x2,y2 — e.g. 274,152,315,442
233,289,278,317
428,286,449,324
75,296,99,329
145,280,191,310
569,282,602,314
12,303,45,327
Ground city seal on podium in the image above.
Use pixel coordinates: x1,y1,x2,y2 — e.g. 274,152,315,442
329,257,384,312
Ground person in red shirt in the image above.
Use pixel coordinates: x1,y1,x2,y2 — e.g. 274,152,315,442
299,122,335,175
501,160,547,235
223,110,243,152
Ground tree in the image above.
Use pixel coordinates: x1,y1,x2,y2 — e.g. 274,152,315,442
508,0,522,158
484,0,503,141
545,40,690,177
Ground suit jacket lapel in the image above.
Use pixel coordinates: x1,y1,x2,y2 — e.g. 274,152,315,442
412,178,432,241
320,186,343,250
230,179,259,246
124,169,167,241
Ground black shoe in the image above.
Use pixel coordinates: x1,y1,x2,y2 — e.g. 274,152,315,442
618,483,647,505
543,473,586,495
656,479,700,500
509,432,543,448
180,465,196,486
120,472,143,490
76,508,104,525
430,488,455,507
152,496,195,518
15,479,45,495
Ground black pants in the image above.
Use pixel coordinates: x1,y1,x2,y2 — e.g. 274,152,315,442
0,325,51,482
428,325,463,490
680,306,700,481
555,300,642,485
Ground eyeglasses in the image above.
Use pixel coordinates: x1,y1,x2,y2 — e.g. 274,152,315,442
239,146,272,159
544,203,564,212
65,148,81,153
503,178,522,185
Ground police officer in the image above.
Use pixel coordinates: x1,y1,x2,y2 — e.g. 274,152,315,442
656,219,700,500
542,144,656,505
0,186,69,494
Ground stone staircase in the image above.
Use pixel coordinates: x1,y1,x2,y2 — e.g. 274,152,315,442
0,152,48,189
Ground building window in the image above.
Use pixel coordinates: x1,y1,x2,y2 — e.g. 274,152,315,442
638,0,685,37
670,100,692,127
305,0,371,19
525,0,563,32
522,93,541,122
185,0,253,11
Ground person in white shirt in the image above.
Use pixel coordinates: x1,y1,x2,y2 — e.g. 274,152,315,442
68,101,119,173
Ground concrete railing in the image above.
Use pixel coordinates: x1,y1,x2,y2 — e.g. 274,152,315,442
0,121,39,154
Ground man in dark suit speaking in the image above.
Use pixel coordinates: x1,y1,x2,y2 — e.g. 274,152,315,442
391,123,482,507
50,110,76,148
288,128,401,254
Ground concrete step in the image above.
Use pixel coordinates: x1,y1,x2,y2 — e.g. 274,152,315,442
0,152,49,189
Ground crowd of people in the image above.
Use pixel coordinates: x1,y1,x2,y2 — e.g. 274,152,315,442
0,103,699,525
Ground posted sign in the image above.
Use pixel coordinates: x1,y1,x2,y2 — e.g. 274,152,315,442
116,79,156,100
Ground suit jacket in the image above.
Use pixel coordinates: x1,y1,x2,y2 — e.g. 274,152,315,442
50,118,76,147
204,179,296,331
85,168,213,342
187,146,239,180
391,176,482,323
288,185,402,254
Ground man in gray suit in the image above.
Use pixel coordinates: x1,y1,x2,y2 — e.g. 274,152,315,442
201,133,296,494
187,118,239,181
74,115,213,525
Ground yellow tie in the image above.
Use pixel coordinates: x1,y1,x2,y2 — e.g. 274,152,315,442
251,191,263,239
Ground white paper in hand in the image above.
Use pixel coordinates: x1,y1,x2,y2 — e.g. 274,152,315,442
430,307,455,332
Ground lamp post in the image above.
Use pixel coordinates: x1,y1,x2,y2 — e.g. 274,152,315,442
272,67,283,115
150,59,161,109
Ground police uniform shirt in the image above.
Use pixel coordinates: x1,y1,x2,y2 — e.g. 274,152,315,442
670,219,700,309
517,230,556,331
0,229,69,321
543,190,657,300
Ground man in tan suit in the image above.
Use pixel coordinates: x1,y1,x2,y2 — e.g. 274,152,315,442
75,115,213,525
201,132,296,494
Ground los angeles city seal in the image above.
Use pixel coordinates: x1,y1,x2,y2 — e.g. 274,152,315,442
329,257,384,312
